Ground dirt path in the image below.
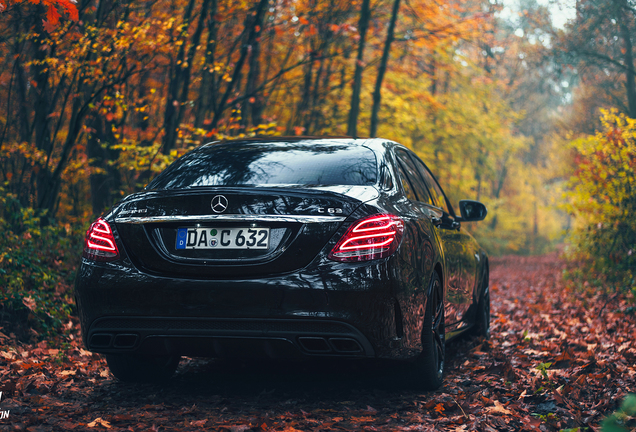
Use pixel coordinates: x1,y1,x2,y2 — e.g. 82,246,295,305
1,254,635,431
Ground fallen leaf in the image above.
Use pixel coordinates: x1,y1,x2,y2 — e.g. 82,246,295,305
485,400,512,416
87,417,111,428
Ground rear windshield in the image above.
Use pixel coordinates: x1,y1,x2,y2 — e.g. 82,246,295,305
147,142,378,189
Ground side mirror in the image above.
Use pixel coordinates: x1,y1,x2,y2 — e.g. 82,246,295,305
458,200,487,222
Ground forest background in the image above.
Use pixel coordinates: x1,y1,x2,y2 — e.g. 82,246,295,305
0,0,634,344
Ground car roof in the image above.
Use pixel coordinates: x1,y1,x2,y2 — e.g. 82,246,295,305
203,136,394,145
200,136,393,153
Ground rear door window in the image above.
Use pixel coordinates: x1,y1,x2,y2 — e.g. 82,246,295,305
395,149,433,205
409,154,452,215
395,159,417,201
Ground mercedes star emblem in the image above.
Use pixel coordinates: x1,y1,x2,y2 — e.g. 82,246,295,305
211,195,228,213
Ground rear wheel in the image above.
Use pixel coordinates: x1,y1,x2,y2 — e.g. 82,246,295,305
416,272,445,390
105,353,180,382
474,270,490,339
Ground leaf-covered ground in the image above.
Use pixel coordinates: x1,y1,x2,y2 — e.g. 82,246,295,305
1,253,635,431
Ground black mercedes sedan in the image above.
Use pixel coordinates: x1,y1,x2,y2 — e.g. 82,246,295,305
75,137,489,389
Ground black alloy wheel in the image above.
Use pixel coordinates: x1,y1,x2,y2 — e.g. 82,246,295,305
417,272,445,390
105,353,181,382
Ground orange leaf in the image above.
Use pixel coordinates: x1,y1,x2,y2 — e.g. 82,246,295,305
434,403,445,414
46,4,60,25
59,0,79,21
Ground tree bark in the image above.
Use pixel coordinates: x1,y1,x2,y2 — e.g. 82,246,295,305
162,0,197,152
14,35,31,144
209,0,268,131
178,0,211,127
292,55,314,133
346,0,371,137
618,10,636,118
194,0,218,128
241,5,265,129
306,56,325,134
489,153,509,230
87,114,121,215
370,0,400,138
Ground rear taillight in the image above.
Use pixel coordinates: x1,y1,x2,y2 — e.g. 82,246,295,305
83,218,120,262
328,214,404,262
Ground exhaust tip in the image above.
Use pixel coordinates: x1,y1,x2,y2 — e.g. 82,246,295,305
298,337,331,353
113,333,139,349
329,338,363,353
90,333,113,349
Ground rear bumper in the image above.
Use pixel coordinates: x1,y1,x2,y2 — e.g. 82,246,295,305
75,257,409,360
86,317,375,358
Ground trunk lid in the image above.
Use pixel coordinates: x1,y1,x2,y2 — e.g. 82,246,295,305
113,186,378,278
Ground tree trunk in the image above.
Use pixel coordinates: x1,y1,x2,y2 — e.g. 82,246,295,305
210,0,268,131
87,114,120,215
429,56,437,96
178,0,211,128
489,154,509,230
32,20,55,213
306,56,325,134
14,35,31,144
162,0,197,152
241,6,265,129
346,0,371,137
313,55,334,132
38,98,83,218
618,12,636,118
194,0,218,128
370,0,400,138
292,56,314,133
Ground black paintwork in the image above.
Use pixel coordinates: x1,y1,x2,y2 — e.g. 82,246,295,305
75,137,488,362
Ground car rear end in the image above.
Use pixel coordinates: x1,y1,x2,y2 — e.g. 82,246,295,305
75,139,406,362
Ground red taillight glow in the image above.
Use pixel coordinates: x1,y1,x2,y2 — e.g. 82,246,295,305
328,214,404,262
83,218,119,261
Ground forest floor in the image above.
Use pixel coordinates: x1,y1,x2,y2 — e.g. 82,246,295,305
1,253,635,431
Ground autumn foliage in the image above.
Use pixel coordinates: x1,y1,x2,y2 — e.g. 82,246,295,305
0,0,77,29
563,111,636,293
0,0,564,252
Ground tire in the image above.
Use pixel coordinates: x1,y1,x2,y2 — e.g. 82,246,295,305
416,272,445,390
474,269,490,339
105,353,180,383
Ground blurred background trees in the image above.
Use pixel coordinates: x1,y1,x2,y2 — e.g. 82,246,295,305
0,0,634,334
0,0,566,248
554,0,636,293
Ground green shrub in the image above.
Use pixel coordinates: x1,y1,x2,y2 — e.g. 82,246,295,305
0,185,83,340
602,394,636,432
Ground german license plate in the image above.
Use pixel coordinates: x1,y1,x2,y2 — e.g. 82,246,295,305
175,227,270,250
